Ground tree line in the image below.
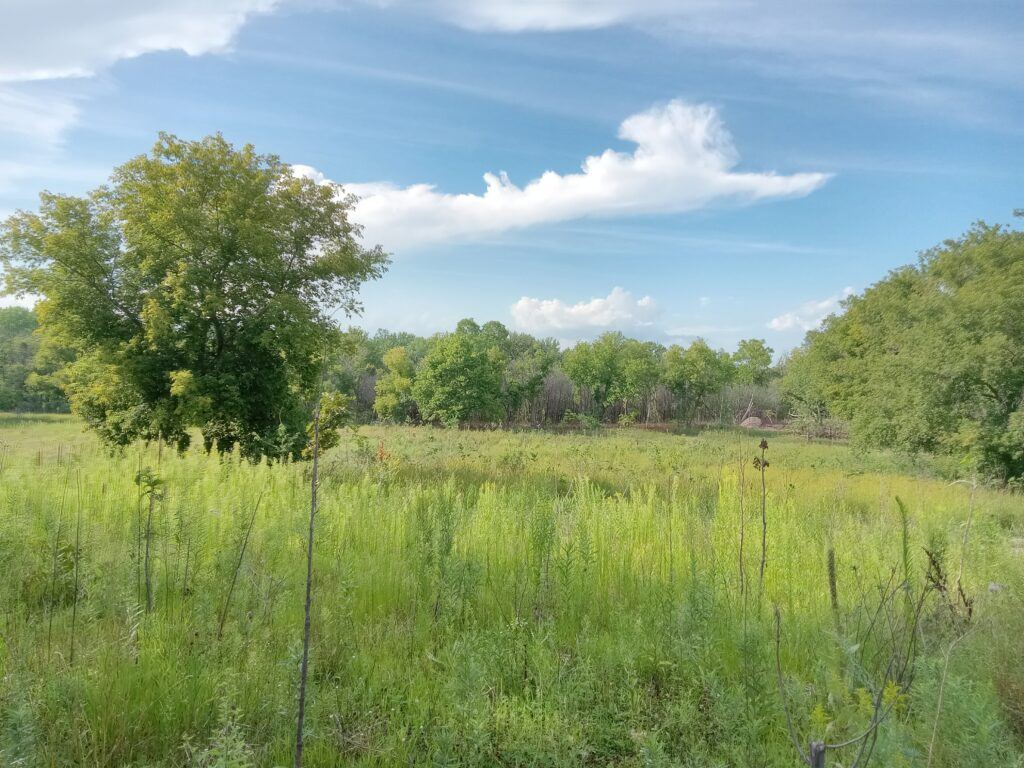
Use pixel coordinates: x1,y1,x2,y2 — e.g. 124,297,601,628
0,304,781,428
330,320,778,427
2,132,1021,481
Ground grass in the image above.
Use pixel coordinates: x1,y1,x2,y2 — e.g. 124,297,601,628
1,414,1022,766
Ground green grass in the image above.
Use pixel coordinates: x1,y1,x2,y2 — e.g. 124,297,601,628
1,415,1022,766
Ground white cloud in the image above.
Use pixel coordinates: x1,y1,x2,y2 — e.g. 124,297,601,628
510,287,658,333
0,87,80,143
422,1,1019,83
389,1,1022,124
0,293,39,309
0,0,281,83
298,100,828,250
0,0,283,160
768,286,854,332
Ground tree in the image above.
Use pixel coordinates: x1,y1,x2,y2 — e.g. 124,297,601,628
412,331,504,426
732,338,774,386
793,222,1024,481
1,133,387,458
562,332,628,417
471,320,558,421
501,334,559,422
663,340,734,423
0,306,66,411
778,342,830,430
609,339,663,421
373,346,417,422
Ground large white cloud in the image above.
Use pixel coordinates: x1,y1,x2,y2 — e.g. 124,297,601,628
296,100,828,250
768,286,854,332
510,287,658,333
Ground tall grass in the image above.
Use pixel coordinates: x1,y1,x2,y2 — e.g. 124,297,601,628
0,415,1021,766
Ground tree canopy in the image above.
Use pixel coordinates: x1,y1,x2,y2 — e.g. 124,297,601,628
732,338,774,386
784,222,1024,481
412,329,505,426
662,340,734,423
1,133,387,458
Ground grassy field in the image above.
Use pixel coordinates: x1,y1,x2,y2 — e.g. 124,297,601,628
1,414,1022,767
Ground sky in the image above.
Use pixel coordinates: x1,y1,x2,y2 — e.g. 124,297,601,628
1,1,1022,354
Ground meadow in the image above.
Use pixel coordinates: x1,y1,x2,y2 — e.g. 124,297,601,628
1,414,1022,767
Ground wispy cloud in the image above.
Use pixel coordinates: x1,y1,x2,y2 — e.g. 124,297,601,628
0,0,282,84
0,87,81,143
768,286,854,332
296,100,829,250
0,0,288,205
387,1,1022,123
510,287,658,334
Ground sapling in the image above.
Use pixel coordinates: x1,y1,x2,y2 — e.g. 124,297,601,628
45,472,70,660
135,464,165,614
296,369,342,767
217,494,264,640
754,439,769,600
70,472,83,664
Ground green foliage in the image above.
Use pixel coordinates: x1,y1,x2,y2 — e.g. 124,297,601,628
778,344,835,435
373,346,417,422
562,332,617,415
732,338,774,386
412,330,504,426
0,307,66,411
609,339,663,419
790,222,1024,481
662,340,734,423
562,332,637,417
303,390,353,458
1,133,387,459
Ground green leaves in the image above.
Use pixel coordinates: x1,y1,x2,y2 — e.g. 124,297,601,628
791,222,1024,482
1,133,388,460
374,346,417,423
412,331,505,426
662,339,733,423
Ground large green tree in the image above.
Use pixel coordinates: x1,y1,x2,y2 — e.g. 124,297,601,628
0,307,65,411
609,339,663,421
789,222,1024,481
412,330,504,426
1,133,387,458
473,320,559,421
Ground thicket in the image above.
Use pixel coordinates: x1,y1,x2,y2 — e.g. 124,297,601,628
783,221,1024,483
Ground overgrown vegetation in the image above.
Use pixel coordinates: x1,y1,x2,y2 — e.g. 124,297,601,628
1,416,1021,766
783,220,1024,483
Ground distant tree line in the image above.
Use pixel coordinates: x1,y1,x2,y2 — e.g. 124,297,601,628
0,303,781,428
328,321,778,428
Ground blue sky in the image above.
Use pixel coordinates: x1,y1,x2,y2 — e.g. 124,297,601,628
2,1,1022,353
